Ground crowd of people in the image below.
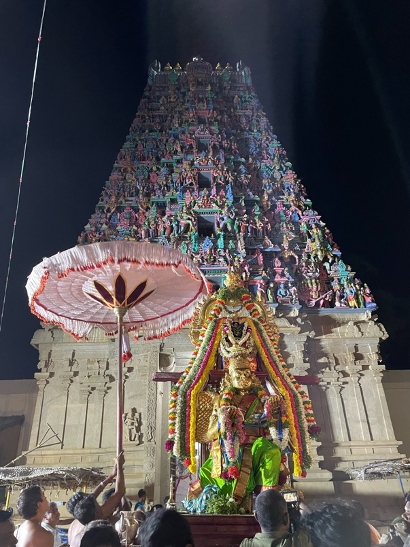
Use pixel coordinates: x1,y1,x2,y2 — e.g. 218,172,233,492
1,452,409,547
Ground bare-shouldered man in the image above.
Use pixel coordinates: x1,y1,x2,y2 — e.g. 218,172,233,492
15,485,53,547
67,451,125,547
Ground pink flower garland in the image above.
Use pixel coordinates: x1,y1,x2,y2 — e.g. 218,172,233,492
253,326,304,469
219,406,245,461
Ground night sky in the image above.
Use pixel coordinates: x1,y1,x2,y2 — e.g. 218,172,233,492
0,0,409,380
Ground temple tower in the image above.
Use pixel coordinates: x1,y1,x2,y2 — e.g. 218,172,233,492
26,58,407,517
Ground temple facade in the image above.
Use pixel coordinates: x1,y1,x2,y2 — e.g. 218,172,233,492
16,58,408,518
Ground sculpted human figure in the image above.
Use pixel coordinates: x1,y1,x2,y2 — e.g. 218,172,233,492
179,205,195,234
123,412,139,443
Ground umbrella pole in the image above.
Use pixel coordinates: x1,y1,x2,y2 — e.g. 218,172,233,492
114,306,127,456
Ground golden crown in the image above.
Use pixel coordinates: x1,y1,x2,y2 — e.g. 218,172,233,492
227,355,253,371
223,270,244,290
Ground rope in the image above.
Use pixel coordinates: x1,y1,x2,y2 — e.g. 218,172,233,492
0,0,47,336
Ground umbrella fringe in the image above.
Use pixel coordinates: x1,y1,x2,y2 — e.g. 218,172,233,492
28,242,202,282
26,242,207,342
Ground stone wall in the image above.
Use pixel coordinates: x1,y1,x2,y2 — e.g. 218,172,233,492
0,380,37,464
26,323,163,503
383,370,410,458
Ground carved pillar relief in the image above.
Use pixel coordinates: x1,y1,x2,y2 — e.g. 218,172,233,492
55,372,74,449
305,311,404,469
358,354,397,442
84,377,109,449
29,372,51,449
335,350,372,442
144,348,159,496
79,385,93,449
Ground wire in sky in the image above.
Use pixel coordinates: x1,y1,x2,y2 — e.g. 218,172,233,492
0,0,48,336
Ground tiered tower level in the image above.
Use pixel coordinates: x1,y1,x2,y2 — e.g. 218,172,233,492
78,57,375,310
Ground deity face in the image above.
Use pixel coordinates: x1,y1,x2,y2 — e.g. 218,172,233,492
230,366,253,390
231,321,243,338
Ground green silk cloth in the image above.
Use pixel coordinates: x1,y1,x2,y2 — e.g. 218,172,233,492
199,436,281,497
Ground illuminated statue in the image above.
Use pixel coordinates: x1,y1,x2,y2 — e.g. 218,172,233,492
196,354,284,502
166,271,320,507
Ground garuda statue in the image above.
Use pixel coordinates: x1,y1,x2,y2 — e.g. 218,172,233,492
166,271,320,504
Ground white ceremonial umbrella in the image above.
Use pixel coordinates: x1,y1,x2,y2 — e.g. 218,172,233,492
26,241,208,454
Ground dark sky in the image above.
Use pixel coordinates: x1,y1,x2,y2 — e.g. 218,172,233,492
0,0,409,380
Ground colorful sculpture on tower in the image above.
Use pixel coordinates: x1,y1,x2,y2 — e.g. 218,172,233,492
166,270,320,504
77,57,376,311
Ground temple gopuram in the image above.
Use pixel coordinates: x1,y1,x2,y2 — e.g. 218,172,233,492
78,56,374,311
22,58,406,519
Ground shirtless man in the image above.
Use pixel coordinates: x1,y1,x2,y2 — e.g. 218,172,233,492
0,509,17,547
67,452,125,547
15,485,53,547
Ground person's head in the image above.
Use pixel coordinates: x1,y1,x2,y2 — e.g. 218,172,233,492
350,500,365,519
150,504,163,512
138,489,147,503
405,492,410,516
391,516,408,537
254,490,289,533
402,492,410,534
16,485,50,520
0,509,17,547
139,508,194,547
67,492,100,525
301,501,371,547
80,520,120,547
43,501,60,527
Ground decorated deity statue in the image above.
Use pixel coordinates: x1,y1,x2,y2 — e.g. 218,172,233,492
167,270,319,508
195,353,283,502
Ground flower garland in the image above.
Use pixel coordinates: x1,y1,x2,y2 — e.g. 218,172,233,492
218,405,245,477
166,296,228,453
246,318,314,476
186,324,222,472
220,385,290,464
167,294,229,461
166,345,201,452
168,317,223,471
175,319,220,459
260,320,320,441
265,398,290,452
239,293,320,447
167,286,320,480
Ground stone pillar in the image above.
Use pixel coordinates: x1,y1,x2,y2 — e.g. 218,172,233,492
277,311,333,487
56,372,73,449
306,309,405,473
29,372,51,449
143,348,159,500
79,385,93,450
84,380,109,449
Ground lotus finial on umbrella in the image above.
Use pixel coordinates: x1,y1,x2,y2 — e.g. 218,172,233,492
86,274,155,313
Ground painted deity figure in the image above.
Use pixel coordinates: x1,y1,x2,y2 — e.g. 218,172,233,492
179,205,195,234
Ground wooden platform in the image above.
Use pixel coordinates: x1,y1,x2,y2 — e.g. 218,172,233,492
184,514,260,547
